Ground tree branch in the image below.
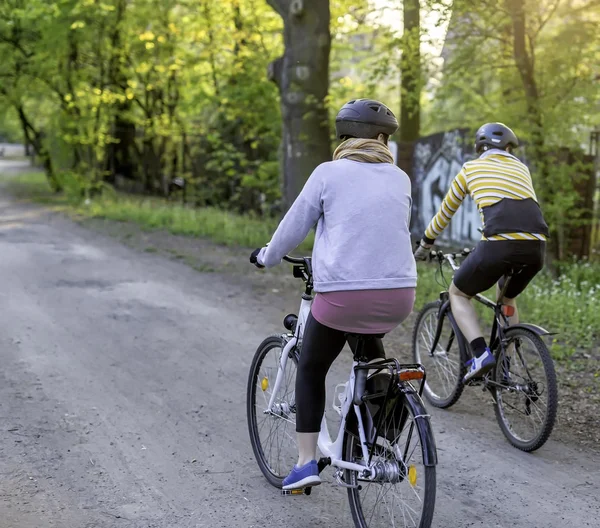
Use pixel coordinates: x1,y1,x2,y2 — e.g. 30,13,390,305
0,34,34,58
534,0,561,39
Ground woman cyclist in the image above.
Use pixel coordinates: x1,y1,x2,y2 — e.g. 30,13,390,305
414,122,548,382
249,99,417,490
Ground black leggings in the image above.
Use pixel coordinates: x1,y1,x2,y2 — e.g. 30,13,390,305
295,313,385,433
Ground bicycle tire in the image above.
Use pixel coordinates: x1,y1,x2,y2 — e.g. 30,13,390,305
412,301,466,408
344,391,437,528
493,327,558,452
247,334,298,488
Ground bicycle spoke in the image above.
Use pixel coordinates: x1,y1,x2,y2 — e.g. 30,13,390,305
416,306,462,404
494,332,554,447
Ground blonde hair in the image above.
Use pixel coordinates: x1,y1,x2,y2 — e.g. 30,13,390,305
333,138,394,164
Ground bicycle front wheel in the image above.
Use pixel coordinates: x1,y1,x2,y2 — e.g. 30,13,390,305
247,334,298,487
344,389,437,528
493,327,558,452
413,301,466,408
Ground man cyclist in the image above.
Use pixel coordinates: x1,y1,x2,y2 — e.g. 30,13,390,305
414,123,549,382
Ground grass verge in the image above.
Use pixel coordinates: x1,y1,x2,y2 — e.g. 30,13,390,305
7,171,313,250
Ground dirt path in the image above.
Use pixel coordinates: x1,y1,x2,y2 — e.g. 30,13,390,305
0,161,598,528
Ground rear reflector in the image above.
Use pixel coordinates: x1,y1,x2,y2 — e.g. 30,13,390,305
501,305,515,317
399,370,424,382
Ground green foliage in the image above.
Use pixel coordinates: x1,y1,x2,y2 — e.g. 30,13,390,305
0,0,284,213
541,156,596,259
0,106,22,143
426,0,600,144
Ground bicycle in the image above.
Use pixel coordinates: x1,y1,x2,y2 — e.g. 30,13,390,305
412,248,558,452
247,255,437,528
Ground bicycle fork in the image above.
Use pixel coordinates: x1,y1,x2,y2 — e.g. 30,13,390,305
429,294,462,358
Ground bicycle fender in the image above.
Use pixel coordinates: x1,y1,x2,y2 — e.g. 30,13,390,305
402,391,438,466
507,323,556,337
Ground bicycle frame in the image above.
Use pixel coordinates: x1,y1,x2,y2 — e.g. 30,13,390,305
430,254,511,355
266,295,373,476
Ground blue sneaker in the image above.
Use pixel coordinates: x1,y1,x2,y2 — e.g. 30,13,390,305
282,460,321,490
463,348,496,382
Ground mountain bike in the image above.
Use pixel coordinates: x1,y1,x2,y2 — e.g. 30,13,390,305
247,255,437,528
412,249,558,452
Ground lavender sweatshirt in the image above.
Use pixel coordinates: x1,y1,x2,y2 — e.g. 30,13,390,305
257,159,417,293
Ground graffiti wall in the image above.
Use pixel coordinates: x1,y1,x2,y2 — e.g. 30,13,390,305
410,129,480,244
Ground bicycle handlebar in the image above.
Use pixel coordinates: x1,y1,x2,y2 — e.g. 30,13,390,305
283,255,305,265
429,248,474,271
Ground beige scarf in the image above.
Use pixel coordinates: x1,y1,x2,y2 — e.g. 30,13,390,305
333,138,394,164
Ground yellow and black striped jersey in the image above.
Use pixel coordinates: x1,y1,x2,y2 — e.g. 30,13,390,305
424,151,548,242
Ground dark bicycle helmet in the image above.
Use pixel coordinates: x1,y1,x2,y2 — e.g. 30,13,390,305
475,122,519,153
335,99,399,140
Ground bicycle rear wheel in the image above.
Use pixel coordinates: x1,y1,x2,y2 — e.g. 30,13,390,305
344,386,436,528
247,334,298,487
493,327,558,451
413,301,466,408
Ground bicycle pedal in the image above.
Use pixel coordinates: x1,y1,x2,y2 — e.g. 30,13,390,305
281,487,312,496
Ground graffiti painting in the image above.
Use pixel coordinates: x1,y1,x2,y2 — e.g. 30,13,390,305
411,129,481,244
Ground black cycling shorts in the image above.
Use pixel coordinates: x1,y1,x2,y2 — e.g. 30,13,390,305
453,240,545,298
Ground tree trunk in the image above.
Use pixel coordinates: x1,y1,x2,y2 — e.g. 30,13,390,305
111,114,137,181
505,0,544,176
106,0,136,183
266,0,331,211
16,104,60,191
400,0,421,143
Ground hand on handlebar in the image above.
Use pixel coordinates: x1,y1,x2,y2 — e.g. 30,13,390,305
414,239,433,262
249,247,265,269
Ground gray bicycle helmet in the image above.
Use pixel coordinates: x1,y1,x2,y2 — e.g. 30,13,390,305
475,122,519,153
335,99,399,140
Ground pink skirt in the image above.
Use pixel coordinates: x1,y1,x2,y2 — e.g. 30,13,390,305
311,288,416,334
